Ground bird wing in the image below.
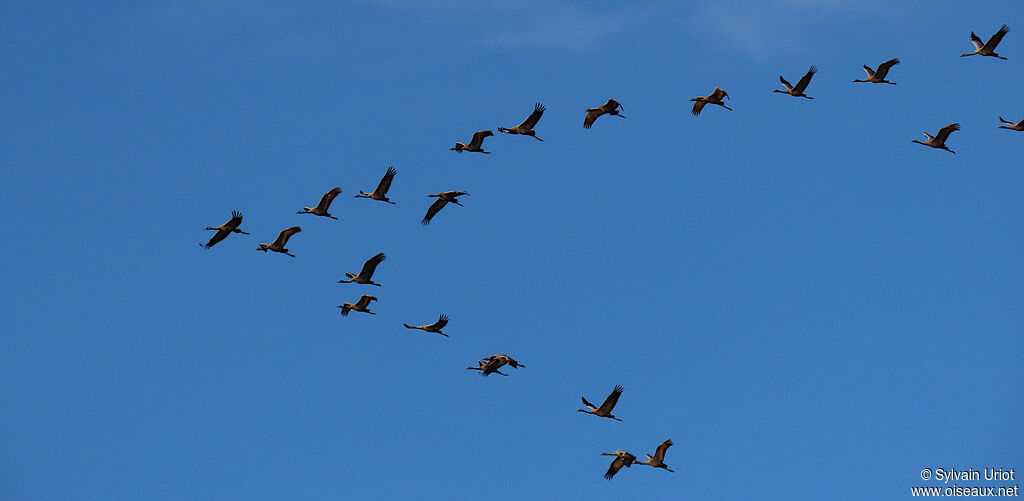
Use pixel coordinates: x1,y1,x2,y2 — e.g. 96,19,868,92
622,452,636,465
861,64,874,77
358,252,386,279
315,187,342,211
778,75,794,91
984,25,1010,51
934,123,961,143
711,87,728,100
355,295,376,308
653,439,673,462
970,32,984,49
273,226,301,247
517,102,545,130
203,229,230,248
226,210,243,229
430,313,449,329
606,98,622,111
604,457,625,480
999,116,1014,125
793,66,817,93
441,190,469,199
583,108,603,128
581,396,598,410
597,385,623,414
691,100,706,116
374,167,396,195
468,130,492,149
421,197,448,225
874,58,900,78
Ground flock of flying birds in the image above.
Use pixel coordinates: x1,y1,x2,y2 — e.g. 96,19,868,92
197,23,1014,481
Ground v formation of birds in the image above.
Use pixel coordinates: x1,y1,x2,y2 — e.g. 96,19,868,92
199,24,1014,480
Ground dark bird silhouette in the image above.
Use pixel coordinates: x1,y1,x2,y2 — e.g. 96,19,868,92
773,66,817,98
912,123,960,154
403,314,449,337
962,25,1010,59
584,98,624,128
577,385,624,421
601,450,636,480
338,294,377,316
338,252,386,286
635,439,675,472
421,191,468,225
853,58,900,84
297,187,342,219
690,87,731,116
201,210,248,249
998,116,1024,131
256,226,301,257
498,102,546,141
466,354,524,376
451,130,493,153
355,167,397,204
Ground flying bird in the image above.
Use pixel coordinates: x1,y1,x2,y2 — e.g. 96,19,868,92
852,58,900,84
998,116,1024,131
338,294,377,316
961,25,1010,59
583,98,624,128
601,450,636,480
466,354,524,377
403,314,449,337
912,123,960,154
421,191,469,225
338,252,386,286
690,87,731,116
635,439,675,472
201,210,248,249
773,66,818,98
297,186,342,219
355,167,397,204
577,385,624,421
498,102,546,141
451,130,494,153
255,226,301,257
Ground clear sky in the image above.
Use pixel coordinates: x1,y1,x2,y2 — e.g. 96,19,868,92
2,1,1022,499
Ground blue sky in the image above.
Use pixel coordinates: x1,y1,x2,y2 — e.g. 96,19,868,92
2,1,1022,499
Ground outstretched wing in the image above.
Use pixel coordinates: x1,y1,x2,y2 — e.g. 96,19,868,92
934,123,961,143
316,187,342,211
374,167,396,196
999,116,1014,125
468,130,492,149
793,66,817,93
226,210,244,229
778,75,794,90
441,190,469,199
430,313,449,329
604,457,625,480
581,396,598,410
421,197,448,225
356,295,377,308
273,226,302,247
983,24,1010,51
606,98,622,111
358,252,386,280
517,102,545,130
970,31,985,49
583,108,603,128
652,439,673,462
691,99,706,116
874,58,900,79
597,385,623,414
203,229,230,249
